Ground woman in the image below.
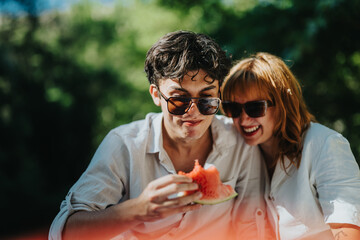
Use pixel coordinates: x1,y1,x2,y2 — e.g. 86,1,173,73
221,52,360,240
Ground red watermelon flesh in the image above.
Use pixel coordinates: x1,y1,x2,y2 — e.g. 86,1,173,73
178,160,238,205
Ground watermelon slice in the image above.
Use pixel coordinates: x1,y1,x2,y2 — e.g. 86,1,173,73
178,160,238,205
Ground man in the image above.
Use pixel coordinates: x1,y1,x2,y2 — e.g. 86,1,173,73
49,30,266,240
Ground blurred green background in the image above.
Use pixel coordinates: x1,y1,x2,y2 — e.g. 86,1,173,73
1,0,359,238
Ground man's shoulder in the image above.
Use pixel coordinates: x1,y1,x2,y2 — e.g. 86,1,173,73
212,115,242,139
213,114,235,131
109,112,162,139
211,115,248,149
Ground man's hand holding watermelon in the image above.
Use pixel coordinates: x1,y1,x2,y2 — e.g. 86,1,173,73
131,174,202,221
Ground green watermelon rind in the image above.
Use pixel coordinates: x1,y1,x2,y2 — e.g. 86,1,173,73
194,191,238,205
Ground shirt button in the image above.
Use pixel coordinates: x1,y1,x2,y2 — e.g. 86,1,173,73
256,209,263,216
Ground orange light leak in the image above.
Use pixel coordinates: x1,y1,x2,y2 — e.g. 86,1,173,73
7,224,273,240
3,228,48,240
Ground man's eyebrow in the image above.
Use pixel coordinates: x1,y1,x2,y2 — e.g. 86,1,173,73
169,85,217,93
200,85,217,92
169,87,188,93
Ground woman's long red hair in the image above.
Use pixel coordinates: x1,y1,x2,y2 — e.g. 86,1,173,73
222,52,315,169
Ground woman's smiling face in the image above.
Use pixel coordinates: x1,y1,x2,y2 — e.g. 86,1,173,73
232,89,276,150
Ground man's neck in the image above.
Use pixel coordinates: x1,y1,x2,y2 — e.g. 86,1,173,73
162,126,213,173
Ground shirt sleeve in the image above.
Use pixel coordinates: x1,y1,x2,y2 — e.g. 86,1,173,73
314,133,360,227
48,130,129,240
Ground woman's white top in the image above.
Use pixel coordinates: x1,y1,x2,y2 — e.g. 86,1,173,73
265,122,360,240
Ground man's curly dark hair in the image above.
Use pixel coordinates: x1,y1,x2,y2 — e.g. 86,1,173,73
145,30,232,87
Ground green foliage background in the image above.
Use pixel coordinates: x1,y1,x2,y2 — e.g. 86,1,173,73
1,0,359,238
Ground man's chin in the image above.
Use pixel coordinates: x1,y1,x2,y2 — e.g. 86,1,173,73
182,130,204,140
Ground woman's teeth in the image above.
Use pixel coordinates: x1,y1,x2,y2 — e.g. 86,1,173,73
243,125,260,133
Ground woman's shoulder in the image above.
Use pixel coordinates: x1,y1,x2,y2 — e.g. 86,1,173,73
302,122,353,164
304,122,343,143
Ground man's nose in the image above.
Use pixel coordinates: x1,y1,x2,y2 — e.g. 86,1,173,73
186,100,200,115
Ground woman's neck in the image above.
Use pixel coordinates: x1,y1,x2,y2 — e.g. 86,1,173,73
260,142,277,180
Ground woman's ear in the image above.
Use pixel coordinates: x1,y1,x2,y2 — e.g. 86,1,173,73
149,84,161,106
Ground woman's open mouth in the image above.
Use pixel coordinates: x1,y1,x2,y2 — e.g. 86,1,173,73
242,125,260,137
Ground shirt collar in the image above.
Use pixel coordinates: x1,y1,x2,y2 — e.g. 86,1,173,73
147,112,163,154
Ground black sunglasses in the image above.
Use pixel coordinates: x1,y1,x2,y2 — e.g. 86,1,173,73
158,89,220,115
222,100,274,118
